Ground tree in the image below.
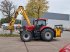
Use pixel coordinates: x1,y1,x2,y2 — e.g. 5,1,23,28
1,18,7,24
0,0,15,22
26,0,49,18
0,0,15,34
0,18,21,24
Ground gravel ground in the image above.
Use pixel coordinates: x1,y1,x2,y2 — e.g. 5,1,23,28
0,28,70,52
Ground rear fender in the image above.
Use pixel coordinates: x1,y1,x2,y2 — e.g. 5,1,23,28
40,26,52,31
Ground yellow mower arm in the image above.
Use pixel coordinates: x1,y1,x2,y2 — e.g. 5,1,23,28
8,6,31,30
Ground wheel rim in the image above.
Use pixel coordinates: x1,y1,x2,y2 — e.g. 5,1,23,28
45,32,52,40
23,33,30,40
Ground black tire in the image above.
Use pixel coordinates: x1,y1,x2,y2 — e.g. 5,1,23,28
20,30,32,42
41,28,54,41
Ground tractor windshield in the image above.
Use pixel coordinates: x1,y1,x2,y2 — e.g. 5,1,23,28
34,20,46,26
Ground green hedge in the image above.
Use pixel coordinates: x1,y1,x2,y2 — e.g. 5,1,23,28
0,34,19,37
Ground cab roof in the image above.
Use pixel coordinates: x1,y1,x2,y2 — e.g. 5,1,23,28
35,18,48,21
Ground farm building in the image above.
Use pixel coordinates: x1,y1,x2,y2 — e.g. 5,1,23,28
41,12,70,29
20,12,70,30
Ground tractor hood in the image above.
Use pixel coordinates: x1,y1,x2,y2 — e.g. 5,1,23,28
25,25,35,31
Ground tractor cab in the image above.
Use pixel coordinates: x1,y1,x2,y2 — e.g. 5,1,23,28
34,18,46,26
32,18,48,38
33,18,47,30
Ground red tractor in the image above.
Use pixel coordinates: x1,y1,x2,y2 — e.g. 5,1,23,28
20,18,57,42
8,6,61,42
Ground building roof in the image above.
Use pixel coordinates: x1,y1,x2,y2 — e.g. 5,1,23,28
35,18,48,21
41,12,69,20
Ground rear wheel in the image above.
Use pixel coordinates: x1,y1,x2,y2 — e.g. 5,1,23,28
41,28,54,41
20,30,32,42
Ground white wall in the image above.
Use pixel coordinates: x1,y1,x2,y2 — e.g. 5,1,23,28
47,19,70,29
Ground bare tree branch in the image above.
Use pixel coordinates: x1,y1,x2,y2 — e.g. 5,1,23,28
0,0,15,18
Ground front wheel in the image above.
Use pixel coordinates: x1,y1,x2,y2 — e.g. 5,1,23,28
20,30,32,42
41,28,54,41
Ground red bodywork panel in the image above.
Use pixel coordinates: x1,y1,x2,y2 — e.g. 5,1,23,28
59,44,70,52
25,18,48,31
40,26,50,31
25,25,35,31
25,25,50,32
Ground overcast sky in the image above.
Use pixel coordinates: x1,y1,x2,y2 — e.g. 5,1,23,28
0,0,70,19
47,0,70,14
